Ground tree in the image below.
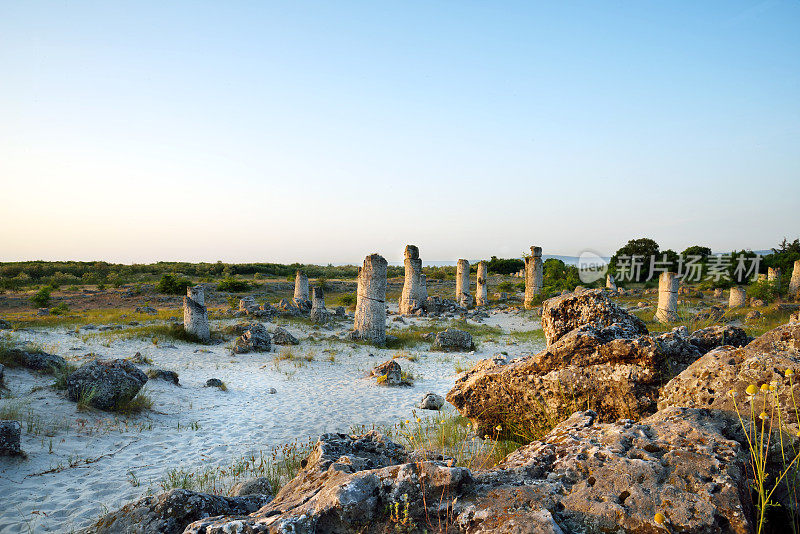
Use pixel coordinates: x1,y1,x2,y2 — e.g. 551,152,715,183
610,238,660,283
682,245,712,260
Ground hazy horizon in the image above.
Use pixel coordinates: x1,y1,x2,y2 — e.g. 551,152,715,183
2,2,798,264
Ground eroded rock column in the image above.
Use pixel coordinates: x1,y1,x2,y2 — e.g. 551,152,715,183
353,254,387,344
655,272,679,323
524,246,544,309
293,271,310,308
789,260,800,298
184,285,210,342
417,274,428,309
476,261,488,306
310,286,329,323
729,286,746,308
399,245,423,315
606,274,618,291
456,259,472,308
768,267,781,282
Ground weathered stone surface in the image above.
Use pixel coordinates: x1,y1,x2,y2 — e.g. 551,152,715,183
729,286,746,308
475,261,488,306
418,392,445,410
606,274,618,291
5,348,66,372
431,328,475,352
790,259,800,299
687,325,750,354
233,324,272,354
134,306,158,315
231,477,273,497
205,378,224,388
66,359,148,410
183,286,210,342
146,369,179,385
310,286,329,324
745,310,762,322
239,296,258,313
0,420,21,455
371,360,401,386
271,326,299,346
456,259,473,308
524,246,544,309
293,270,311,309
655,272,679,323
399,245,424,315
540,288,647,347
425,296,463,315
184,410,753,534
276,298,303,317
353,254,387,344
87,488,270,534
768,266,782,282
713,287,724,298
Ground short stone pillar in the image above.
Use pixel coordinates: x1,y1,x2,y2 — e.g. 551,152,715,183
606,274,618,291
476,261,488,306
524,246,543,309
789,260,800,298
353,254,387,344
293,271,310,308
455,259,472,308
713,288,724,298
310,286,329,323
758,274,767,282
729,286,747,308
768,267,781,282
399,245,423,315
655,272,679,323
184,285,210,342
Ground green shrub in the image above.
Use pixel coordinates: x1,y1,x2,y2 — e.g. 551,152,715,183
749,280,779,303
338,293,356,307
50,302,70,315
30,287,52,308
216,278,250,292
156,274,193,295
497,281,514,292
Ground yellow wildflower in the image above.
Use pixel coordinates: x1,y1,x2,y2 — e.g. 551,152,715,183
746,384,758,396
654,512,666,525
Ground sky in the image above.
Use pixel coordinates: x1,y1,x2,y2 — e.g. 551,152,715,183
1,1,798,265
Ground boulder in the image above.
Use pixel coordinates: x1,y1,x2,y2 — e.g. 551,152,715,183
6,348,66,372
371,360,402,386
184,410,753,534
418,392,445,410
146,369,179,385
687,325,750,354
431,328,475,352
205,378,224,388
87,488,270,534
66,359,148,410
231,477,273,497
745,310,762,322
272,326,299,346
0,420,21,455
135,306,158,315
233,324,272,354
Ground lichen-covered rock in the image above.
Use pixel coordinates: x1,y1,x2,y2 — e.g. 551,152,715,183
541,288,647,346
271,326,299,346
146,369,179,385
6,348,66,372
687,325,750,354
418,392,445,410
205,378,224,388
0,420,21,455
233,324,272,354
231,477,273,497
66,359,148,410
431,328,475,352
371,360,401,386
86,488,270,534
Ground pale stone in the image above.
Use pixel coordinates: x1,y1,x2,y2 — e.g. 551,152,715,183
293,271,310,308
713,288,724,298
418,274,428,307
605,274,617,291
184,286,210,342
475,261,488,306
768,267,781,282
790,260,800,298
758,274,767,282
655,272,679,323
310,286,329,324
524,246,543,309
399,245,423,315
729,286,746,308
455,259,472,308
353,254,387,344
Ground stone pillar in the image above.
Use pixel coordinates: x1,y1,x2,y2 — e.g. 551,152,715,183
606,274,618,291
655,272,679,323
455,259,472,308
417,274,428,309
768,267,781,282
524,246,543,309
476,261,488,306
183,285,210,342
729,286,746,308
758,274,767,282
399,245,423,315
293,271,310,308
310,286,329,323
713,288,724,298
789,260,800,298
353,254,387,344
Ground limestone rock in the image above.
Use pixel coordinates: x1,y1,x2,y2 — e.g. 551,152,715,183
66,359,148,411
418,392,445,410
729,286,746,308
399,245,424,314
231,477,273,497
475,261,488,306
655,272,679,323
271,326,299,346
205,378,224,388
233,324,272,354
293,271,311,309
456,259,473,308
524,245,544,309
687,325,750,354
5,348,66,372
310,286,330,324
371,360,401,386
353,254,387,344
183,286,210,342
0,421,21,455
431,328,475,352
134,306,158,315
146,369,179,385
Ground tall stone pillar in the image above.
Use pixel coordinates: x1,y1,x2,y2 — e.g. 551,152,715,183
476,261,488,306
353,254,387,344
655,272,679,323
456,259,472,308
729,286,746,308
768,267,781,282
524,246,543,309
310,286,329,323
399,245,423,315
293,271,310,309
417,274,428,309
183,285,210,342
789,260,800,298
606,274,618,291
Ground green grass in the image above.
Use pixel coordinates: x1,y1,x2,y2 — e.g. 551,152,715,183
84,322,223,345
114,389,154,414
3,307,184,330
0,400,70,436
508,329,546,344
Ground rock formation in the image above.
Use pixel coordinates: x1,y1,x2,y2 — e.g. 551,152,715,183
729,286,746,308
310,286,329,323
0,421,21,456
66,359,148,411
475,261,488,306
431,328,475,352
606,273,617,291
233,324,272,354
183,285,210,342
398,245,423,315
524,246,543,309
654,272,679,323
293,270,310,309
353,254,387,344
455,259,472,308
768,266,781,282
418,273,428,308
790,259,800,298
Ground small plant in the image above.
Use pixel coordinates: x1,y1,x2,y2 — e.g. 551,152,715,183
30,287,52,308
50,302,70,315
216,278,251,292
338,293,356,308
156,274,193,295
77,387,99,411
115,390,154,414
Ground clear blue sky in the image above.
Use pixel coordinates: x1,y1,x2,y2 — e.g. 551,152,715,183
1,1,798,264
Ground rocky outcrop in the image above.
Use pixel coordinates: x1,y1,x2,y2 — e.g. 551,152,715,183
371,360,402,386
524,245,543,309
87,488,270,534
5,348,66,372
687,325,750,354
456,259,473,308
146,369,179,385
0,421,21,455
184,409,753,534
66,359,148,410
418,392,445,410
310,286,329,324
475,261,488,307
399,245,424,315
431,328,475,352
183,286,210,342
271,327,299,346
233,324,272,354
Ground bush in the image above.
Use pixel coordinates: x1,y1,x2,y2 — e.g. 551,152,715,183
338,293,356,308
30,287,51,308
749,280,780,303
497,281,515,292
216,278,250,292
156,274,193,295
50,302,70,315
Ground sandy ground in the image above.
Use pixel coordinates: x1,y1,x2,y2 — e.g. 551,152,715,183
0,306,543,533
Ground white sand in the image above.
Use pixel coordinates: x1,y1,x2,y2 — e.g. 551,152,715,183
0,307,543,533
